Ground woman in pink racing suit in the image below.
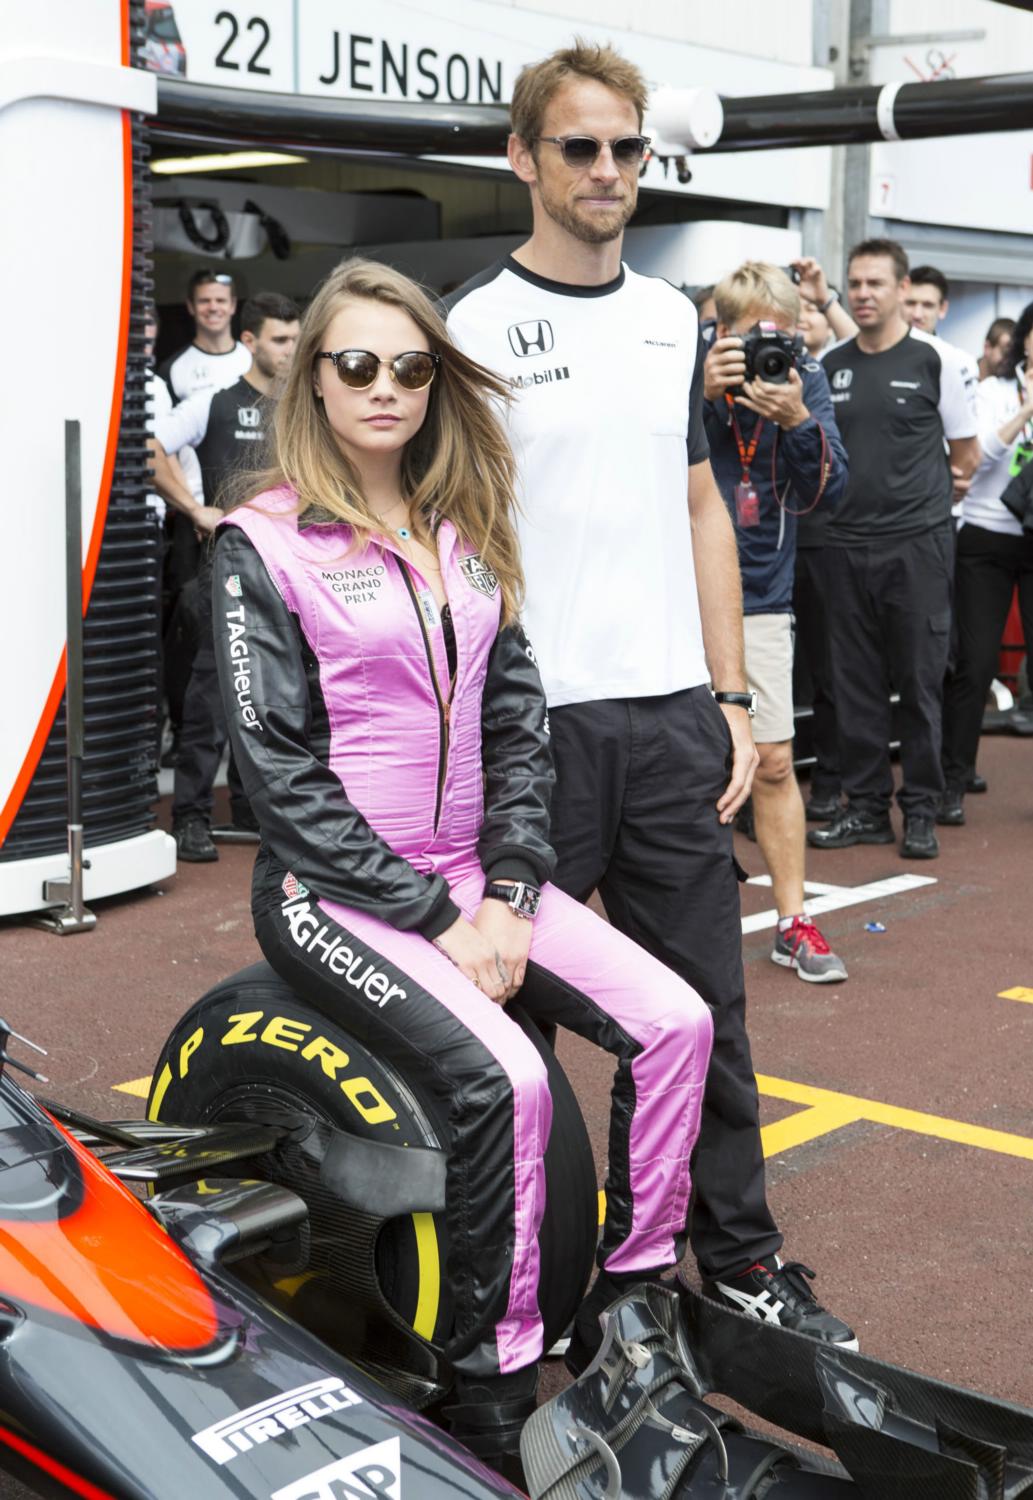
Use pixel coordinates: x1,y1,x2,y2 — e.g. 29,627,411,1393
212,258,713,1474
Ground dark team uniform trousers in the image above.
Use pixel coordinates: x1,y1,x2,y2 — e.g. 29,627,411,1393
941,523,1033,786
172,541,249,825
547,683,782,1281
793,547,841,800
826,527,953,819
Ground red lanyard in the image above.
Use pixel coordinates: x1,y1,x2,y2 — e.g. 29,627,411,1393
725,395,764,484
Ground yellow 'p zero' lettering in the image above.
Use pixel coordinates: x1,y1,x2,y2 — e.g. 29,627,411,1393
178,1026,204,1079
221,1011,264,1047
300,1035,349,1079
261,1015,312,1051
340,1076,397,1125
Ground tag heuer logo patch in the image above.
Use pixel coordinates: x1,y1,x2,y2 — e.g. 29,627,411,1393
460,555,499,597
282,872,309,901
224,574,243,598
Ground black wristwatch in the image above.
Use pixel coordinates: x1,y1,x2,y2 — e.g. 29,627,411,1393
713,690,758,718
819,289,840,314
483,880,542,920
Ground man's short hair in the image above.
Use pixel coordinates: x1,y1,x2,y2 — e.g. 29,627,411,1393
510,38,648,143
986,316,1016,345
691,284,716,313
713,263,800,328
909,265,949,302
187,268,236,299
847,238,909,281
240,291,301,338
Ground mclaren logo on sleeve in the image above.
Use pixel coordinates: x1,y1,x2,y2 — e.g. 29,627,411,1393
191,1377,362,1464
460,554,500,597
271,1437,401,1500
508,319,554,357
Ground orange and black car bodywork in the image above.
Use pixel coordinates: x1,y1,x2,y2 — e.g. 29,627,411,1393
0,1071,518,1500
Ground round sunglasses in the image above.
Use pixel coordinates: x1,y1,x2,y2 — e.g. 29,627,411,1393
317,349,441,391
537,134,651,168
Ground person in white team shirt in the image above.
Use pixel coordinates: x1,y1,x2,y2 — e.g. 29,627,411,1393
940,302,1033,824
447,38,859,1362
158,268,251,402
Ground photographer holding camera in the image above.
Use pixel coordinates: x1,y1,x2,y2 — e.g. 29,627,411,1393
704,263,849,982
940,302,1033,823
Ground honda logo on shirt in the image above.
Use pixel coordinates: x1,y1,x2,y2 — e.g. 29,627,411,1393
831,369,853,391
238,406,262,427
508,320,554,357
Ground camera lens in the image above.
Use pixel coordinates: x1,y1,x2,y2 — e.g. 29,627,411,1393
758,349,791,381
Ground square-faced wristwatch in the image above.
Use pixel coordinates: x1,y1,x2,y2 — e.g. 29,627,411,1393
483,880,542,920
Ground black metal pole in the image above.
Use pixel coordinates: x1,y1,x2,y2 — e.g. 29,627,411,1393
35,421,96,933
152,70,1033,159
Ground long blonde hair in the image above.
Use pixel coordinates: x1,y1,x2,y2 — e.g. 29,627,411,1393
241,258,524,624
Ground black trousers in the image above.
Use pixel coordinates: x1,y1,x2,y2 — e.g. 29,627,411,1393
172,542,249,824
826,529,953,819
793,547,841,799
548,685,781,1281
942,523,1033,786
162,512,203,735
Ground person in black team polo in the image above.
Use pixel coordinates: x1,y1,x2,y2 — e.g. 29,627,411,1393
151,292,300,861
808,240,980,861
447,39,858,1361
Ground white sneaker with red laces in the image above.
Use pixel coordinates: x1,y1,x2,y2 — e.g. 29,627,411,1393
772,915,847,983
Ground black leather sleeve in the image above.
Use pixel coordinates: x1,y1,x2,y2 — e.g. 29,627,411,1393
213,526,460,936
477,623,556,888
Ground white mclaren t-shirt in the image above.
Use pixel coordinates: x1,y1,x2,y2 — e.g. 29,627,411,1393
447,257,710,708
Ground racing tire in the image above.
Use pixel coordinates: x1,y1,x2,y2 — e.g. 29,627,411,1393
149,961,597,1378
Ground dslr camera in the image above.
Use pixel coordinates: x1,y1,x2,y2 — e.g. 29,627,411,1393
738,321,805,387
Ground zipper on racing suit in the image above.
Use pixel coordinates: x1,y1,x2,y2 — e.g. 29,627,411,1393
398,560,453,830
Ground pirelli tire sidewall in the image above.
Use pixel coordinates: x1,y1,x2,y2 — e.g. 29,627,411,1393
147,961,597,1356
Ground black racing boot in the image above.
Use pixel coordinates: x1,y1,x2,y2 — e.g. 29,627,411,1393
443,1365,538,1486
565,1268,671,1379
805,792,842,822
967,771,988,794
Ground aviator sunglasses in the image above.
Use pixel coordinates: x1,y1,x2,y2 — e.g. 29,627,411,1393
537,134,651,168
317,348,441,391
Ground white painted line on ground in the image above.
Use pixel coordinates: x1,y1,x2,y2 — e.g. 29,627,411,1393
746,875,847,897
742,872,937,935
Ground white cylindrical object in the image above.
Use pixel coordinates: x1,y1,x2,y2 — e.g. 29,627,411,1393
646,85,724,152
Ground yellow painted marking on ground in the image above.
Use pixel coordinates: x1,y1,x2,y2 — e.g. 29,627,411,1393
113,1075,151,1098
999,987,1033,1003
756,1074,1033,1162
761,1100,864,1157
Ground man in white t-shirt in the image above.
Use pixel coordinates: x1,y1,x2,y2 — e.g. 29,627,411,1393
158,268,251,402
447,39,857,1377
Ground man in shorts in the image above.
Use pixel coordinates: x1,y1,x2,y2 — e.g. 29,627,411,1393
703,262,849,982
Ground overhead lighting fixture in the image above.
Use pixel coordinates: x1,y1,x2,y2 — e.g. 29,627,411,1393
151,150,308,174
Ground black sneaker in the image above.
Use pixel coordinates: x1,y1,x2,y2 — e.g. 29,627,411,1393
935,786,965,827
967,771,988,794
805,793,842,822
703,1257,858,1350
173,815,219,863
901,815,939,859
807,808,894,849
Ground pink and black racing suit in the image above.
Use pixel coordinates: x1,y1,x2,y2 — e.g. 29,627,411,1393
214,488,713,1377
